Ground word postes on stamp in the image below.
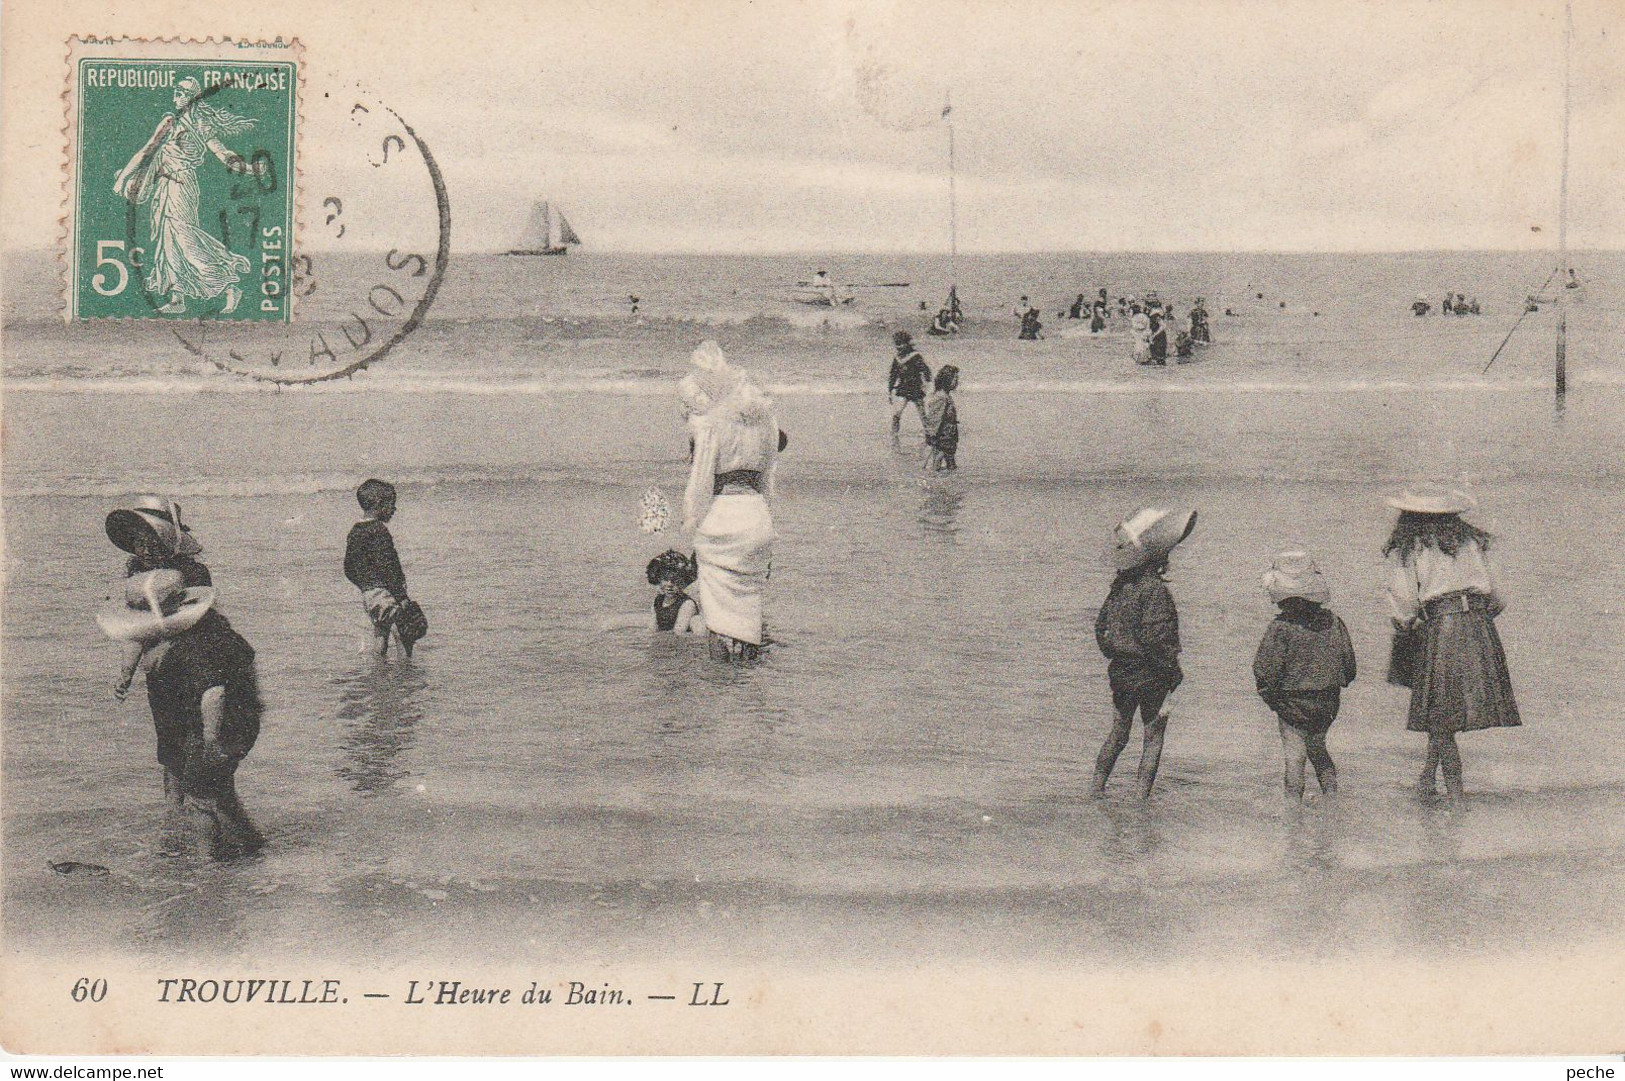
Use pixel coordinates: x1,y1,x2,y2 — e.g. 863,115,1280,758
64,38,300,323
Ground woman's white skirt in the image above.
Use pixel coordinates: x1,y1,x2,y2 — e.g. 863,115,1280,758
694,493,775,645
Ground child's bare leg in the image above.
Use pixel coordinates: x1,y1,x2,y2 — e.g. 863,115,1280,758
1279,721,1308,802
1304,731,1337,797
1135,708,1168,799
1437,732,1464,801
162,766,186,808
1418,736,1441,797
1092,707,1134,796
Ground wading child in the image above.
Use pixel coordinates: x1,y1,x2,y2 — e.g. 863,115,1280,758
344,479,421,657
1253,551,1356,804
647,549,703,633
1093,507,1197,798
922,365,960,472
888,331,932,436
1383,485,1519,802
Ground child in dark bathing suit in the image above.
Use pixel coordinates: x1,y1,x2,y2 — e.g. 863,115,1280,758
647,550,702,634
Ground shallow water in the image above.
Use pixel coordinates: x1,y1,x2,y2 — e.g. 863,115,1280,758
5,251,1625,965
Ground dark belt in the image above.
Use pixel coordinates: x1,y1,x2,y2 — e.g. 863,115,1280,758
1422,590,1491,619
713,470,762,495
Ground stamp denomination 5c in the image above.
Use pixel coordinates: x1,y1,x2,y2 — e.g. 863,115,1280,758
63,37,300,322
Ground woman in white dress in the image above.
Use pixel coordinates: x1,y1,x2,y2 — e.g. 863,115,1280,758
681,341,779,662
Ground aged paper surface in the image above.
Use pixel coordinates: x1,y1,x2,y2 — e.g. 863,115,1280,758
5,0,1624,1057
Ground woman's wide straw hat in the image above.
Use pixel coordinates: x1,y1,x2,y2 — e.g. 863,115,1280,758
96,569,214,644
105,496,202,558
1385,483,1476,515
1261,550,1330,604
1102,507,1198,571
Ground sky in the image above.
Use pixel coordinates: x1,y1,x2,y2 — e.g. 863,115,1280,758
5,0,1623,252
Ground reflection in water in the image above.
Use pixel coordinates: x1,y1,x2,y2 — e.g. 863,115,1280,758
1098,799,1165,870
919,483,964,540
334,659,427,796
1396,801,1473,951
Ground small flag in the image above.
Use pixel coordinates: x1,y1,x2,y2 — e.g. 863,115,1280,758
639,487,671,534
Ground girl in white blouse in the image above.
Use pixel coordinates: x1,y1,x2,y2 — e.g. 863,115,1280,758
1383,486,1520,802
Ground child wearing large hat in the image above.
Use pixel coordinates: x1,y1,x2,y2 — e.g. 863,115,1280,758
1253,551,1357,803
1092,506,1196,798
1382,484,1519,802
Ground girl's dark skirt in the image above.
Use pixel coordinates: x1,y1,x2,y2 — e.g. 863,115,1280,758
1407,593,1520,734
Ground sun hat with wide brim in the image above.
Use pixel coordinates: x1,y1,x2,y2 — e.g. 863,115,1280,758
105,499,202,559
96,569,214,643
1102,507,1198,571
131,495,202,556
1385,483,1476,515
1262,549,1330,604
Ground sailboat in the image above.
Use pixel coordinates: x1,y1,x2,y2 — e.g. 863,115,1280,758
503,201,581,256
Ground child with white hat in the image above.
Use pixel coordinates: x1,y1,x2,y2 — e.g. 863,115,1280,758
1254,550,1357,804
1092,506,1197,798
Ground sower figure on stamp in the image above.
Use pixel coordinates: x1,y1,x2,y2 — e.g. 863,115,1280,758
98,570,264,858
1092,507,1197,799
113,77,264,315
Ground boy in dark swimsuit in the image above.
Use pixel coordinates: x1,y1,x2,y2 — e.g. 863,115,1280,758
344,479,417,657
887,331,932,435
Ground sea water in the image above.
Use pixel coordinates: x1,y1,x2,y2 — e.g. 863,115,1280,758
5,250,1624,965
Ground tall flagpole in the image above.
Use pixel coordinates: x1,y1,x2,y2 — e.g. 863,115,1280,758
945,90,958,291
1556,0,1572,403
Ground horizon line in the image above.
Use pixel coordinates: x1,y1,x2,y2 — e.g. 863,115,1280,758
5,245,1622,258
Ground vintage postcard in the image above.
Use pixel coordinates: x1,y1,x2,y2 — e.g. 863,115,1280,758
3,0,1624,1058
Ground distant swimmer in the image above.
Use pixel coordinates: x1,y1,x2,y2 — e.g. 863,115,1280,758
1412,294,1431,317
1189,297,1211,343
928,307,959,336
1069,294,1087,319
1566,268,1580,289
1148,310,1169,364
888,330,933,435
628,294,641,316
1089,299,1107,334
1018,306,1044,341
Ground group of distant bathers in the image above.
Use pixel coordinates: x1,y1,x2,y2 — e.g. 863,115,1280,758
1414,291,1482,317
1051,288,1213,364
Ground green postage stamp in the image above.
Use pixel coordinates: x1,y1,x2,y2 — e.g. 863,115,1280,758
63,38,300,322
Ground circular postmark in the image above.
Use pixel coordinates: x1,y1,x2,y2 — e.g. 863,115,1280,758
127,83,450,385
